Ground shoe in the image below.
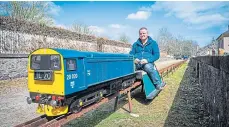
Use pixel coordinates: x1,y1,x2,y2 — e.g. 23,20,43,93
155,84,162,90
155,82,166,90
161,82,166,87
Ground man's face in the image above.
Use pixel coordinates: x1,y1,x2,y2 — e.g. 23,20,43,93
139,29,148,41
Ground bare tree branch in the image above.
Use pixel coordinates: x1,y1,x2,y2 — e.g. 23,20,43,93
69,22,95,35
0,1,55,26
119,33,130,43
157,27,199,57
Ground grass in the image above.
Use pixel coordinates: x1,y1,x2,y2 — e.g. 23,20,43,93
65,63,188,127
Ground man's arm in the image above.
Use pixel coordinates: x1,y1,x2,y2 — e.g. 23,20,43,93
147,41,160,63
129,44,136,55
129,44,140,64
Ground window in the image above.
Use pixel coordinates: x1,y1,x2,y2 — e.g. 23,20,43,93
50,55,61,70
221,39,224,49
31,55,41,70
218,39,224,49
30,55,61,70
66,59,77,71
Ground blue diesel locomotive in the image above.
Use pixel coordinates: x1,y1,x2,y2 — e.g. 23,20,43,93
27,48,137,116
26,48,160,116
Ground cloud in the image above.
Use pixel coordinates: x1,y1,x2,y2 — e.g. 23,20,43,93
88,25,106,36
108,24,128,29
109,24,121,29
88,24,137,43
55,24,67,29
126,11,151,20
186,14,228,24
141,2,229,29
47,2,61,16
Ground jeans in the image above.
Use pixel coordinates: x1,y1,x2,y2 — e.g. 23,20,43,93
135,63,162,85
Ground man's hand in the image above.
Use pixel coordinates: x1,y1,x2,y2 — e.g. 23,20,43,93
141,59,148,64
134,58,140,64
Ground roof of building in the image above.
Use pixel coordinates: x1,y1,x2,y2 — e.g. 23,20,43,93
216,27,229,40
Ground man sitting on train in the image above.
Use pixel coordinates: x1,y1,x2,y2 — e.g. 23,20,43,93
129,27,166,90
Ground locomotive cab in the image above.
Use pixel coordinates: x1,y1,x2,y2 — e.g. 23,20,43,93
26,48,68,116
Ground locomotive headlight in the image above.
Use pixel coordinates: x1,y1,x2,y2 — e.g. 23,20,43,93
51,55,60,70
31,55,41,70
50,100,57,107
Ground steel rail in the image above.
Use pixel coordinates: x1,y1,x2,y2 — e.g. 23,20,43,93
15,115,48,127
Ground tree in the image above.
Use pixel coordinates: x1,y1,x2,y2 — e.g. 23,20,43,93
157,27,199,57
69,22,95,35
119,33,130,43
0,1,55,26
157,27,173,53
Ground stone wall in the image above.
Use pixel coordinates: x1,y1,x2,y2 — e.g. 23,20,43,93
188,56,229,126
0,16,133,80
0,16,131,54
0,30,100,54
0,57,28,80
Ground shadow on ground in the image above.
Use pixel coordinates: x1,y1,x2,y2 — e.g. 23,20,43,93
131,87,154,105
64,86,146,127
163,64,208,127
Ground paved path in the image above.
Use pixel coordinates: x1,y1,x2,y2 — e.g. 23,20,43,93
155,59,184,70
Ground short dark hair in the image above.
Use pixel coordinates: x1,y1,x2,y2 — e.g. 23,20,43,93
139,27,148,33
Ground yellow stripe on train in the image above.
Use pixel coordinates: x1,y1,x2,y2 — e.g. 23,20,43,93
27,48,65,95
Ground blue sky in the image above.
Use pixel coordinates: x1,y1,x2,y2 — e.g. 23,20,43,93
50,1,229,47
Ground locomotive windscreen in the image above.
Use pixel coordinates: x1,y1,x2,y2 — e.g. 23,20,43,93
31,55,61,70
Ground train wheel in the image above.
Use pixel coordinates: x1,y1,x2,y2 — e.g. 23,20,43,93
69,100,82,113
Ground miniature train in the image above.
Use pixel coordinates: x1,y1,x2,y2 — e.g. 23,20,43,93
26,48,161,116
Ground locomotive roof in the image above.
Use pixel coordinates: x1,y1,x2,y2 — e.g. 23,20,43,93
53,48,133,58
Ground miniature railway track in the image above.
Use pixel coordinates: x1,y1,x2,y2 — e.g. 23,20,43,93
15,60,186,127
15,115,48,127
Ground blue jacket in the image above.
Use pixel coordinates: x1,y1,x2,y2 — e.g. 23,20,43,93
129,36,160,63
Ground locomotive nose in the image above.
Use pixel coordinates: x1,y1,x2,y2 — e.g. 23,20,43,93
26,97,32,104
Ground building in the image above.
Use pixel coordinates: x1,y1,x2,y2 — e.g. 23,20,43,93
196,38,218,56
216,25,229,55
196,43,217,56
